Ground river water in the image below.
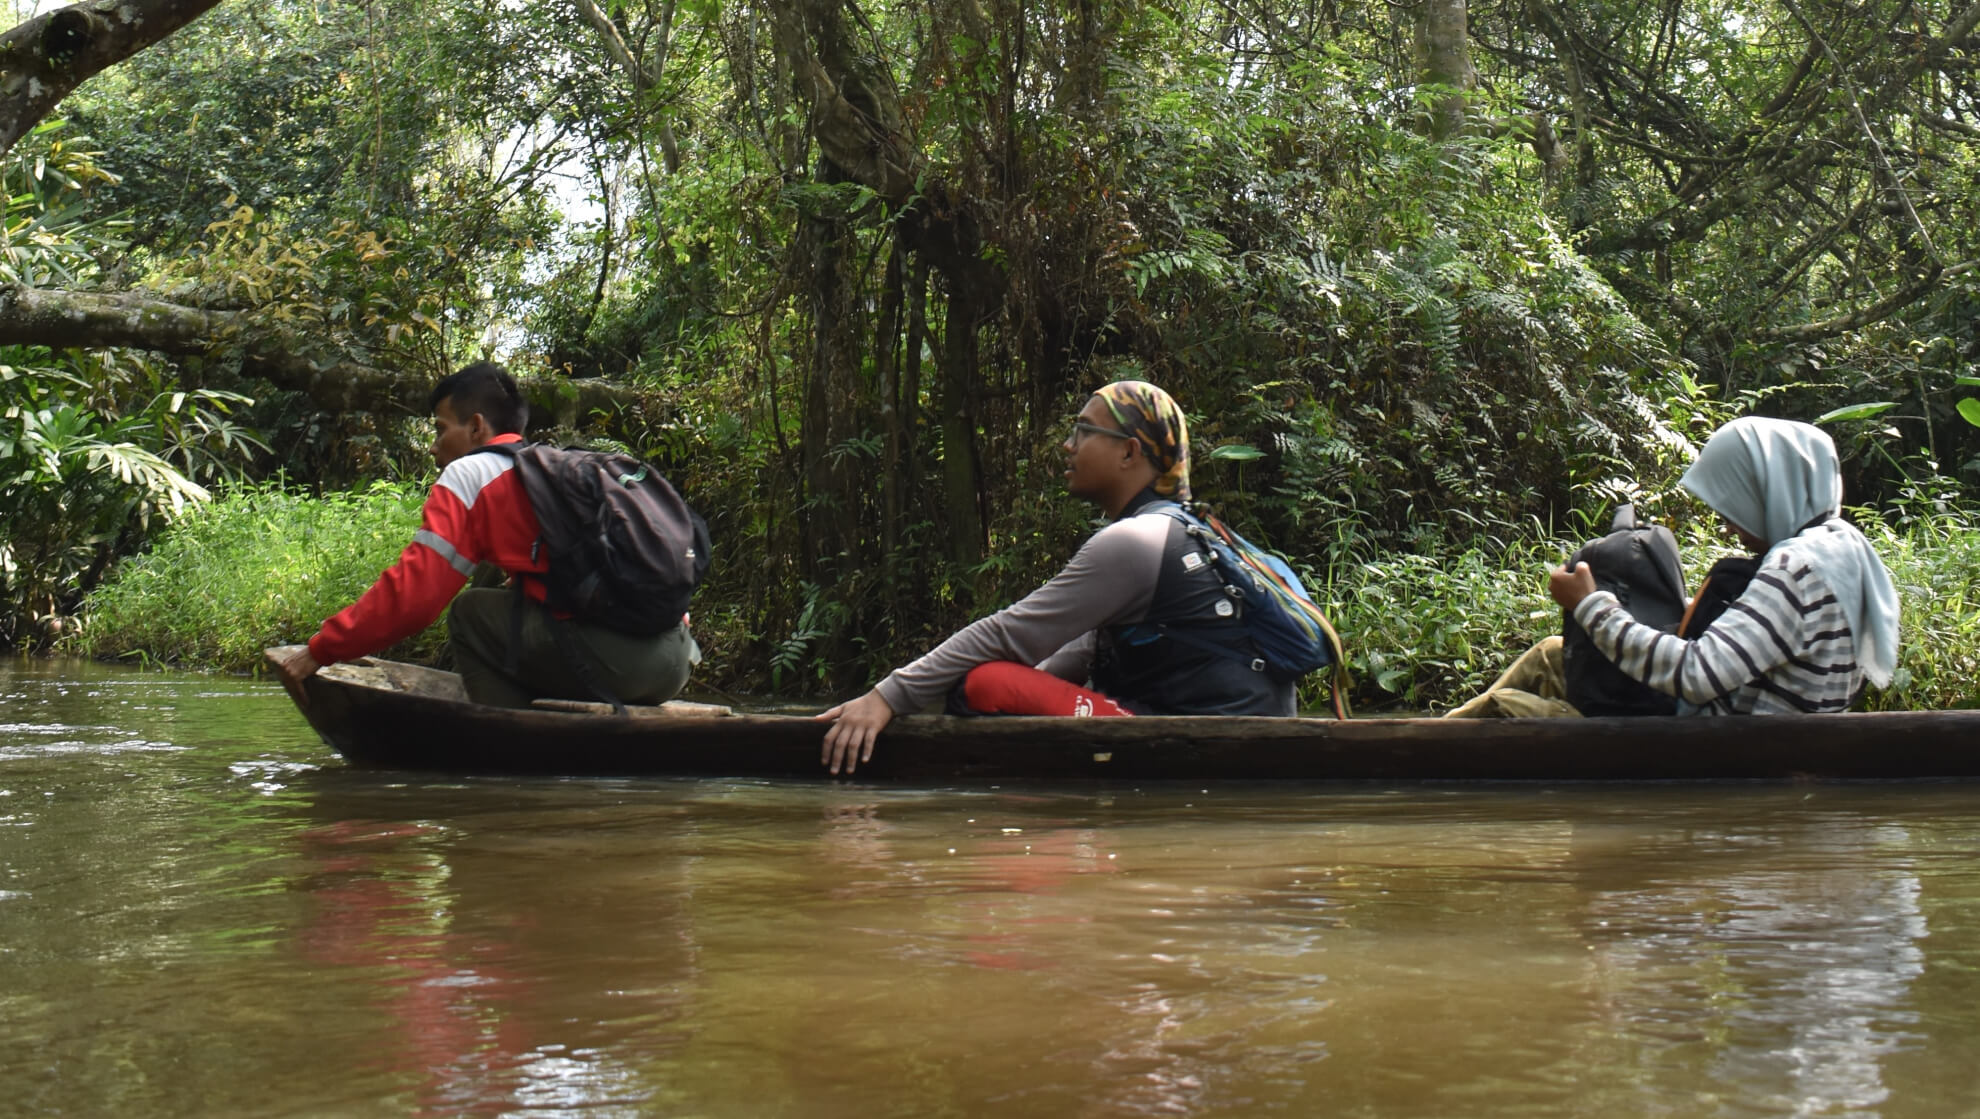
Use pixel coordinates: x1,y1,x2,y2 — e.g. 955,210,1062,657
2,657,1978,1117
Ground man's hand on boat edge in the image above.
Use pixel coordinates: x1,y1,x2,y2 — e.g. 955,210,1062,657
274,647,322,711
817,689,897,774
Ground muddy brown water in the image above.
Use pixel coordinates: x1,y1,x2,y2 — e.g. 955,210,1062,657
2,656,1978,1117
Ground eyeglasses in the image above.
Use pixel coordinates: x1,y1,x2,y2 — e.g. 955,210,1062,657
1070,420,1133,444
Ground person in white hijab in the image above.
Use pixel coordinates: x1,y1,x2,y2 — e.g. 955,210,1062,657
1681,417,1901,683
1551,417,1901,715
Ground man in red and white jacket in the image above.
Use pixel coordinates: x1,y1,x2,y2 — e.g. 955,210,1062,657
274,363,695,709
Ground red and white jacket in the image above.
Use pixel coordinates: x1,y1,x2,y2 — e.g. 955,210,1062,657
308,434,548,665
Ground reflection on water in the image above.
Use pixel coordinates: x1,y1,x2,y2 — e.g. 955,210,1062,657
2,656,1980,1117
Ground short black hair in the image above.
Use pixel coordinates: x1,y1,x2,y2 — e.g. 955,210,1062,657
429,362,528,435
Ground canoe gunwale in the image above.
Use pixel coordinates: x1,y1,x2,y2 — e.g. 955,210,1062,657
267,647,1980,781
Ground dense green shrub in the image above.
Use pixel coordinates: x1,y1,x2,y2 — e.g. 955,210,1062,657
75,482,440,672
1858,508,1980,712
1321,539,1565,712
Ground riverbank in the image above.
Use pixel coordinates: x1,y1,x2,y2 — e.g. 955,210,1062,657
68,482,1980,713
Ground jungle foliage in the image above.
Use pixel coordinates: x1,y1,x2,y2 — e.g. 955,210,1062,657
0,122,265,646
3,0,1978,706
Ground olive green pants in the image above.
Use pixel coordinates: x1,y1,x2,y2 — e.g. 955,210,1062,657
1442,635,1582,719
446,587,695,709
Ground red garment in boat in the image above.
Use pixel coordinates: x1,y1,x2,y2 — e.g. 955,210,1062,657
308,434,549,666
961,661,1135,718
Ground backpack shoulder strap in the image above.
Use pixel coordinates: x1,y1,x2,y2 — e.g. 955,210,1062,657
1139,500,1210,534
464,440,526,460
1140,501,1355,720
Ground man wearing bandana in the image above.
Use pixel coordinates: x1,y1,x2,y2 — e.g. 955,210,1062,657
818,380,1295,774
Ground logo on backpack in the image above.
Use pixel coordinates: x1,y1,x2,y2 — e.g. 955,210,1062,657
1561,503,1685,716
473,442,710,637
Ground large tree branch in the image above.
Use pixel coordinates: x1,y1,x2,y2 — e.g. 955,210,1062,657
761,0,1003,305
1779,0,1941,266
765,0,919,203
1539,0,1966,265
1751,261,1944,343
570,0,681,171
0,0,227,156
571,0,651,88
0,283,654,426
1946,2,1980,48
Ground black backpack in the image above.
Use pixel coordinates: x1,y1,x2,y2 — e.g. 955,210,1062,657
473,442,710,636
1678,555,1760,638
1561,504,1686,717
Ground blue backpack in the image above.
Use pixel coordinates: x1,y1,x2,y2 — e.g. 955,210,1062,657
1150,504,1352,719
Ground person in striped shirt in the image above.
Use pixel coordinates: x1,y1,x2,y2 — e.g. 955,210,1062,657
1548,417,1899,715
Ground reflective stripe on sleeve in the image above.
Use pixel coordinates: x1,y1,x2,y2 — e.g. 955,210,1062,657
413,529,476,578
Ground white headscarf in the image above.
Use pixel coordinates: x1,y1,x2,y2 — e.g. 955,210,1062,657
1680,417,1900,687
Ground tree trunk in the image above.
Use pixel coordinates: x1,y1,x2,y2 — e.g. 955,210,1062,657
765,0,918,202
0,0,227,156
1411,0,1475,140
939,292,985,568
762,0,1010,590
761,0,1005,300
903,253,928,490
797,187,864,583
875,241,906,570
1523,0,1597,223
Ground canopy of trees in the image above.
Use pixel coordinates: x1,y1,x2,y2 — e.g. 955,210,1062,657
1,0,1976,688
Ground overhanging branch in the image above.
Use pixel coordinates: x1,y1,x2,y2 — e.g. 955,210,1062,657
0,283,657,426
0,0,228,156
1751,263,1945,343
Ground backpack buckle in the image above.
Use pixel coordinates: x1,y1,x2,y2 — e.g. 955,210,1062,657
1250,657,1267,673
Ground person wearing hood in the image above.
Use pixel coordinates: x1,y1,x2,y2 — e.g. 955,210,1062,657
1549,416,1900,715
817,381,1297,774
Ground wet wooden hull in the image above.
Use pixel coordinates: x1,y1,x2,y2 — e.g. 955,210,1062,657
269,648,1980,781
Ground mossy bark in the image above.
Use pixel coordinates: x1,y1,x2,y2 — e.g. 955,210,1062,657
0,0,227,156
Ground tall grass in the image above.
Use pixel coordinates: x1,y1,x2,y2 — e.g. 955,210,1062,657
1857,511,1980,711
75,481,444,671
1320,540,1566,711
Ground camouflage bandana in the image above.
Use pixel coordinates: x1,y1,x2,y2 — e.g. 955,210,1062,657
1092,381,1191,502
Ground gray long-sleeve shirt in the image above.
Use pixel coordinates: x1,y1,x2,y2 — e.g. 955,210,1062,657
873,513,1172,714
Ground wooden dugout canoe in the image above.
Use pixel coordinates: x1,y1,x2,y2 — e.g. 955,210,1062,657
267,647,1980,781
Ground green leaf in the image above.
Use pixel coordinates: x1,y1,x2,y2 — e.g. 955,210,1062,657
1207,443,1265,461
1954,377,1980,388
1813,401,1898,424
1956,398,1980,429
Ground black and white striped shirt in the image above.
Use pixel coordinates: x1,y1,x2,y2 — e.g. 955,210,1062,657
1573,547,1863,715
